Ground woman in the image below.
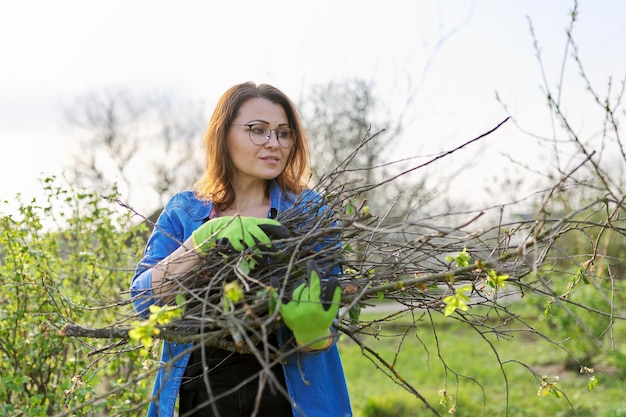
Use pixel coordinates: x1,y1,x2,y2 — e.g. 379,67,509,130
130,82,352,417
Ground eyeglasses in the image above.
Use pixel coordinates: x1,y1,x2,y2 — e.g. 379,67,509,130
232,123,296,148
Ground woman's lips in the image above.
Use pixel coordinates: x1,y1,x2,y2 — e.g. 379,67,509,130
260,155,280,164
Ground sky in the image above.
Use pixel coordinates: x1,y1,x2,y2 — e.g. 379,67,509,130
1,0,626,216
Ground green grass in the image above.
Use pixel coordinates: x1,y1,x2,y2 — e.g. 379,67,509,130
339,303,626,417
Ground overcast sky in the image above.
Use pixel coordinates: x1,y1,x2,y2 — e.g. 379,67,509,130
2,0,625,215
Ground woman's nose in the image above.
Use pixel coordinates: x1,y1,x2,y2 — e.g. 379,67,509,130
264,131,280,148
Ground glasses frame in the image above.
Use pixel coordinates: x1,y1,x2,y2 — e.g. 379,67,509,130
231,123,297,149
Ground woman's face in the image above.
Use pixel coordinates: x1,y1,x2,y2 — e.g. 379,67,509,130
227,97,292,186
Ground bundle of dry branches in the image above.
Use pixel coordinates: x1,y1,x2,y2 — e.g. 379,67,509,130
63,118,543,349
56,115,626,416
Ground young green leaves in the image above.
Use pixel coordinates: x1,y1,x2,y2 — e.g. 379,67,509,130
443,286,472,317
128,294,186,354
442,247,509,316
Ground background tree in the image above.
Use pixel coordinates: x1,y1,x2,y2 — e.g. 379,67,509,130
298,78,449,225
63,89,206,214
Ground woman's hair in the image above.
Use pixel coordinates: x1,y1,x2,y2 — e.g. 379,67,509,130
194,82,311,209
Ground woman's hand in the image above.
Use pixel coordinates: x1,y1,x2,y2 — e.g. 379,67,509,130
273,260,341,350
192,215,290,253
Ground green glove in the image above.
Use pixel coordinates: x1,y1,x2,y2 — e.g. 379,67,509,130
191,216,289,253
274,260,341,350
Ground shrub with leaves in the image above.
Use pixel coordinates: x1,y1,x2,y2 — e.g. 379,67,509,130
0,177,151,416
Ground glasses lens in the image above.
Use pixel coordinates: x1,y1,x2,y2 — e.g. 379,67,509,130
248,124,269,145
248,124,296,148
276,128,295,148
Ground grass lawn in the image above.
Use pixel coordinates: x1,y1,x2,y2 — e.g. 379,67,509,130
338,302,626,417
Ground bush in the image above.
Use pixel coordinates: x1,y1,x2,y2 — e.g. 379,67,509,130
0,177,151,416
361,392,418,417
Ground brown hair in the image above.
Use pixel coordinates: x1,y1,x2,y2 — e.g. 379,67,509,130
194,82,311,209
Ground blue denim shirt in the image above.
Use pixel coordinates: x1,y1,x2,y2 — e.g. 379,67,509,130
130,181,352,417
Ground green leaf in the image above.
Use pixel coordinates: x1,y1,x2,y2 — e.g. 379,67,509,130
238,257,253,275
577,267,590,284
447,247,471,267
486,269,509,289
268,287,277,315
349,304,362,325
443,286,472,316
224,281,244,303
175,293,186,308
443,299,458,317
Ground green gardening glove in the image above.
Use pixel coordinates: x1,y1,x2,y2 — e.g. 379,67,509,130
273,260,341,350
191,216,290,253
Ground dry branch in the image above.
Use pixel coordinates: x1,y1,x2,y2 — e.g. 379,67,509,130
57,117,626,415
61,119,518,341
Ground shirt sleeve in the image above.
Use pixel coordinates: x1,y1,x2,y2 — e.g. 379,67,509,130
129,202,186,317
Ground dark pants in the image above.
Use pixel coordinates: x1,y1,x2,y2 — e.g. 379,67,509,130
179,381,293,417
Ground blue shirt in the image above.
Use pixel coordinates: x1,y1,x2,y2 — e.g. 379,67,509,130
130,181,352,417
